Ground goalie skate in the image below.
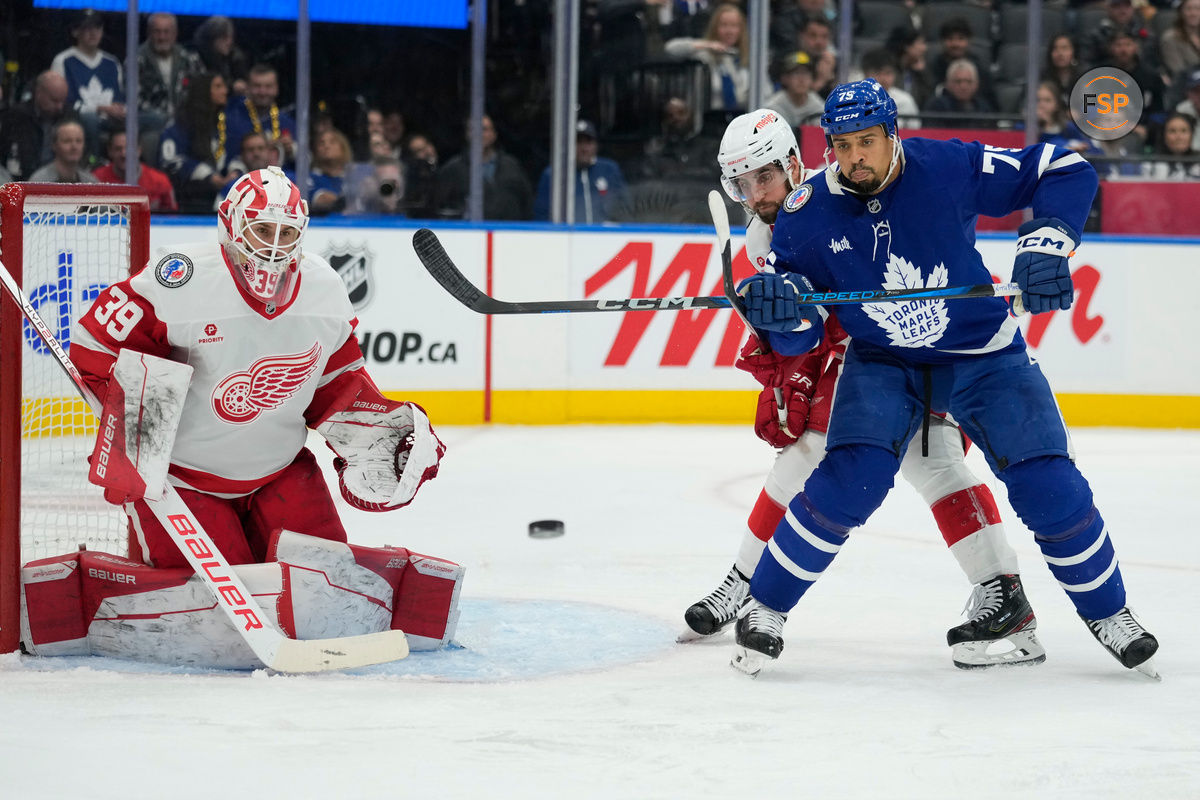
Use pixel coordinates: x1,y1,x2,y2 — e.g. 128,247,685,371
678,565,750,642
947,574,1046,669
1082,607,1160,680
731,600,786,677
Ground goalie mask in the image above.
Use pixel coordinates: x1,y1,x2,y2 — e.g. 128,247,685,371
218,167,309,305
718,109,801,204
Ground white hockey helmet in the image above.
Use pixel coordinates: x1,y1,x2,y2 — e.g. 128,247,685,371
717,109,801,203
218,166,309,305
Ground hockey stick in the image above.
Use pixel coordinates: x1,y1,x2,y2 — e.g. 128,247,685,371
411,228,1021,313
708,190,787,425
0,260,409,672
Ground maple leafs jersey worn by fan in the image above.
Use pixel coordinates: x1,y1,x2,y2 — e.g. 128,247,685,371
72,243,361,496
765,137,1094,362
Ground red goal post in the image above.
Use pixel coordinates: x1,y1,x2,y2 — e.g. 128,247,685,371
0,182,150,653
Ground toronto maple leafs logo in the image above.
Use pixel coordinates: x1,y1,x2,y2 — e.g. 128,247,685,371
211,343,322,423
863,254,950,348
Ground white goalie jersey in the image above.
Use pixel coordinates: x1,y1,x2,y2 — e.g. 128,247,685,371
72,242,367,497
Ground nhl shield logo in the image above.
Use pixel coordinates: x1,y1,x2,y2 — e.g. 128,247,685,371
324,242,375,310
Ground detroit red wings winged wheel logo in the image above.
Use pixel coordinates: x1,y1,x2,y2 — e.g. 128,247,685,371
212,342,323,423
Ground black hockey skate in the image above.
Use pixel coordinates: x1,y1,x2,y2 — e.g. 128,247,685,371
731,600,786,677
678,565,750,642
947,574,1046,669
1082,607,1160,679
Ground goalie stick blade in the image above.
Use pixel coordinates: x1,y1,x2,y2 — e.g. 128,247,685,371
411,228,732,315
268,629,410,673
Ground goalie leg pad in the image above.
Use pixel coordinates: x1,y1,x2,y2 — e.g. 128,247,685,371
269,530,464,651
21,550,286,668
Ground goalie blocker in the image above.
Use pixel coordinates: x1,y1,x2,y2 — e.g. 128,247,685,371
20,530,464,668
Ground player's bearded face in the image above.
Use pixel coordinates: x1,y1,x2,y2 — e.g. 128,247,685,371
736,164,789,222
832,126,894,194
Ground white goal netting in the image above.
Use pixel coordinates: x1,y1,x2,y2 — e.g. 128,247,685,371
17,201,137,561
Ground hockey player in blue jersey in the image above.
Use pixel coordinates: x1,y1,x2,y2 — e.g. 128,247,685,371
730,79,1159,678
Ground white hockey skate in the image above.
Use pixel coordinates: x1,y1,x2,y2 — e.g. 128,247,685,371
678,565,750,643
947,574,1046,669
731,600,786,677
1082,607,1161,680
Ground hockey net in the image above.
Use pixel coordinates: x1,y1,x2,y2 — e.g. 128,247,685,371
0,183,150,652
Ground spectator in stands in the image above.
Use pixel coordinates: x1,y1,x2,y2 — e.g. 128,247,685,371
886,26,934,109
1083,0,1154,69
1177,68,1200,151
665,3,751,113
640,96,717,183
310,128,354,215
93,131,178,212
1034,81,1100,155
861,48,920,128
160,73,243,213
346,156,406,215
764,51,824,129
658,0,714,41
772,0,843,57
0,71,72,180
1160,0,1200,89
50,9,126,161
927,17,996,109
28,119,97,183
433,113,533,220
1141,112,1200,179
534,120,628,223
1042,35,1086,106
923,59,996,129
235,131,270,172
225,64,297,167
1107,29,1166,130
403,133,440,218
137,12,201,160
192,16,249,96
798,16,838,97
383,110,407,159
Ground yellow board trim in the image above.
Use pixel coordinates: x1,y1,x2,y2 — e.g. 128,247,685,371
22,391,1200,434
386,390,1200,428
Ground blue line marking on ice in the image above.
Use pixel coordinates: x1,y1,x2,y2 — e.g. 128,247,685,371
9,599,678,681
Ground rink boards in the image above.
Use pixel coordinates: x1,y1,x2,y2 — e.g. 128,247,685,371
62,220,1200,429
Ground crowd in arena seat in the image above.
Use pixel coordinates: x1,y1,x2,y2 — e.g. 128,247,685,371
0,1,1197,226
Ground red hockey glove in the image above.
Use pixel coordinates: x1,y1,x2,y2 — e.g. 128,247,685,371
754,383,809,447
735,335,804,388
750,353,823,447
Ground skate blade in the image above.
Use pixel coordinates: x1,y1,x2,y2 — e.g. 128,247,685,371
1133,657,1162,681
952,630,1047,669
731,646,767,677
677,624,734,643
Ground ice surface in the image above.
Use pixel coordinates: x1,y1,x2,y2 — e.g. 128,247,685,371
3,425,1198,799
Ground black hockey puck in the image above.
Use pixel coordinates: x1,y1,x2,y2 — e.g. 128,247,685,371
528,519,565,539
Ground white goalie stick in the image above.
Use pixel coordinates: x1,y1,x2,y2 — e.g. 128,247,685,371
410,228,1021,314
0,259,409,672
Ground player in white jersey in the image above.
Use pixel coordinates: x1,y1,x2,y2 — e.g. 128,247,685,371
72,167,445,569
680,110,1042,668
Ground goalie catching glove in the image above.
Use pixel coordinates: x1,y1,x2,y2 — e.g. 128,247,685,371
317,398,446,512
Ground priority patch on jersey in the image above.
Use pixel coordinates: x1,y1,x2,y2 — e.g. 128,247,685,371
784,184,812,213
155,254,194,288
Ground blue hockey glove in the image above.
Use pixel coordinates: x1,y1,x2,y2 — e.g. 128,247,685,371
1013,217,1079,315
736,273,820,333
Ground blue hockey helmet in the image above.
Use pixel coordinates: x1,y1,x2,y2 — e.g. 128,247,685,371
820,79,899,140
